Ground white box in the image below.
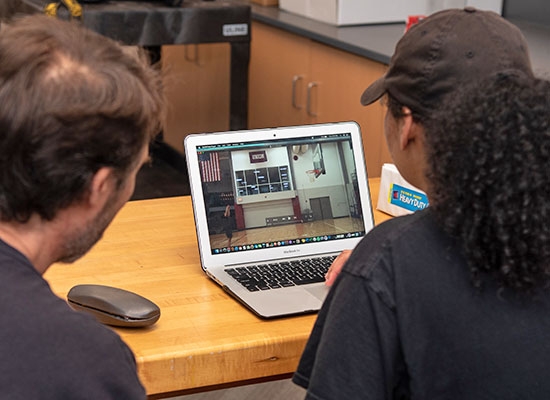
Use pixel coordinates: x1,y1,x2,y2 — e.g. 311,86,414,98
377,164,429,217
279,0,502,26
278,0,309,18
426,0,502,14
280,0,428,25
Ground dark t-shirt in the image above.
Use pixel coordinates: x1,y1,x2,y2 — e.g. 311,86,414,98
0,239,146,400
293,208,550,399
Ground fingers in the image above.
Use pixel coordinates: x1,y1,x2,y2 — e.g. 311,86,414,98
325,249,352,286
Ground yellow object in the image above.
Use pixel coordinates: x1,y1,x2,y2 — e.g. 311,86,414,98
43,0,82,19
43,2,60,17
61,0,82,18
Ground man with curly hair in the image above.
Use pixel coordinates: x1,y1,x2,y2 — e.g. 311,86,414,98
293,8,550,399
0,14,164,399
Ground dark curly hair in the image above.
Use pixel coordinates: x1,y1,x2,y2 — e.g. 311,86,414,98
0,15,165,223
425,73,550,292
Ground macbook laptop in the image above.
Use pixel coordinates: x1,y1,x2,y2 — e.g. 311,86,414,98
184,121,375,318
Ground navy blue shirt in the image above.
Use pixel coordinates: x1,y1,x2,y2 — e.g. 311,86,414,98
293,209,550,399
0,239,145,399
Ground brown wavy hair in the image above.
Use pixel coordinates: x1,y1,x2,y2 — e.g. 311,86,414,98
0,15,165,222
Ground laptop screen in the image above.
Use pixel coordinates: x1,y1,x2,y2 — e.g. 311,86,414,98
193,132,367,256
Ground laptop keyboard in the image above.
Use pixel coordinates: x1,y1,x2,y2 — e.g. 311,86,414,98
225,255,337,292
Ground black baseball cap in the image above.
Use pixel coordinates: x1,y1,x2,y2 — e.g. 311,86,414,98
360,7,533,117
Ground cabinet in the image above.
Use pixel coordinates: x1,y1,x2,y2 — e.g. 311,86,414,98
161,43,231,154
248,21,392,177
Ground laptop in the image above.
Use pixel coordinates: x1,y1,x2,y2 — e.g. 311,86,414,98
184,121,375,318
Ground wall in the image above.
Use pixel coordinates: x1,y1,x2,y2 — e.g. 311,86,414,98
229,141,354,228
291,142,350,219
503,0,549,25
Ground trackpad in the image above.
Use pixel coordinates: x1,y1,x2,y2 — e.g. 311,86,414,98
306,284,329,301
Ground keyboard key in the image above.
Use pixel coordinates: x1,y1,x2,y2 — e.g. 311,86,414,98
225,255,336,291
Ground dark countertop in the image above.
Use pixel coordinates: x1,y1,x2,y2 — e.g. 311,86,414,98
243,2,550,77
3,0,548,76
7,0,251,46
247,3,402,65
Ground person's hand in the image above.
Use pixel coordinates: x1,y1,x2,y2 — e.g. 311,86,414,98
325,249,352,286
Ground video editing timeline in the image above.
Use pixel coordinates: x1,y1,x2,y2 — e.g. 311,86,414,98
212,231,364,254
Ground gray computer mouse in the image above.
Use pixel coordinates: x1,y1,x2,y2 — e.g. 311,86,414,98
67,284,161,328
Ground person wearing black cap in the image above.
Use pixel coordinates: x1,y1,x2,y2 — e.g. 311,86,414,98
292,8,550,400
325,6,533,284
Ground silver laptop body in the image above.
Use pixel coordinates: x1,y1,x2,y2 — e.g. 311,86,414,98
184,121,375,318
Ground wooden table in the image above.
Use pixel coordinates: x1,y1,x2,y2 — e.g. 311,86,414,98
44,178,391,399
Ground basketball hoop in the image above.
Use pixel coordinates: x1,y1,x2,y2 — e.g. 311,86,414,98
306,170,317,183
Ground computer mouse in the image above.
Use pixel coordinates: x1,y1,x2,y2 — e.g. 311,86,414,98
67,284,161,328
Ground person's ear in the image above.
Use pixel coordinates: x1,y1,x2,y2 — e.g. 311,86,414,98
86,167,115,210
398,106,416,150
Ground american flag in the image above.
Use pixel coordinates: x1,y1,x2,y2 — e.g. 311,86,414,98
199,152,221,182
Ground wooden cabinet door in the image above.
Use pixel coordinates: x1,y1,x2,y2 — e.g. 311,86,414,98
248,22,311,129
162,43,230,154
309,41,391,177
248,21,391,177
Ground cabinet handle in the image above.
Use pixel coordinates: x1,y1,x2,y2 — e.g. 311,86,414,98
292,75,304,109
307,81,318,117
184,44,201,66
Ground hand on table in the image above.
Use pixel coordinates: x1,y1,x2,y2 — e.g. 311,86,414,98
325,249,352,286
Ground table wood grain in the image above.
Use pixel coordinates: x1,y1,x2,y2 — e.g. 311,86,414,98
44,178,391,398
